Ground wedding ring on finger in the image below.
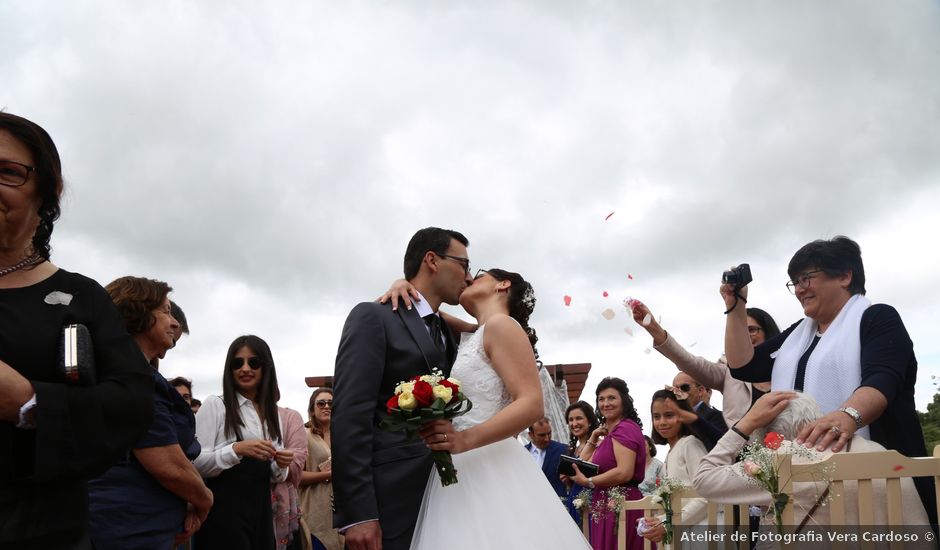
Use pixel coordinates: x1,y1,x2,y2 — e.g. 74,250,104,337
829,426,842,435
443,434,448,442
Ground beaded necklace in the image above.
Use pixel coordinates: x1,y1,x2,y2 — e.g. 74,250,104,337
0,253,43,278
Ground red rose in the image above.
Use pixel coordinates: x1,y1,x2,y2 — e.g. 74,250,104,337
440,379,460,395
412,380,434,407
386,395,399,413
764,431,784,450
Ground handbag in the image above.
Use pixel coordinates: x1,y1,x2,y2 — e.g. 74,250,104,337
58,324,95,385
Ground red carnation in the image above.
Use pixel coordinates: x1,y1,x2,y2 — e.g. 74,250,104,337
412,380,434,407
440,379,460,396
764,431,784,450
386,395,400,413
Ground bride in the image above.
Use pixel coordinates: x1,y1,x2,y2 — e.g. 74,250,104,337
405,268,591,550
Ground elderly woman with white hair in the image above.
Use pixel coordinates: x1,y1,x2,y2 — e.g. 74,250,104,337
692,392,929,530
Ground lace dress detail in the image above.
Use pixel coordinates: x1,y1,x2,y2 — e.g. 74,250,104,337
450,326,511,431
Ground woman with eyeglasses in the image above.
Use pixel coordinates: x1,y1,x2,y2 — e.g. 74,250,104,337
630,299,780,428
1,113,154,549
194,335,296,550
723,236,936,527
299,388,343,550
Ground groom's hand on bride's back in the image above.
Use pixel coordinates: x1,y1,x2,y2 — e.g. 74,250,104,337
344,520,382,550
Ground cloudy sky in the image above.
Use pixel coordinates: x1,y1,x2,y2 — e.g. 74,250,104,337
4,1,939,434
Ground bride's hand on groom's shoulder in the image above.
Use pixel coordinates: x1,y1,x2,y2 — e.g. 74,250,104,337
419,419,468,454
377,279,420,311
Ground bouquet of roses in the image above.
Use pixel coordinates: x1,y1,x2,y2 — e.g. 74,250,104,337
738,431,828,534
379,369,472,486
573,486,630,527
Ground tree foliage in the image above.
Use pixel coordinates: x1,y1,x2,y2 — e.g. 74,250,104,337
917,384,940,455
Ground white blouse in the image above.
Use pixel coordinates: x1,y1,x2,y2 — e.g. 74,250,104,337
194,393,288,482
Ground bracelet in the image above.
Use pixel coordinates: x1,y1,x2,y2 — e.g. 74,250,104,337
730,424,749,441
587,477,595,489
586,440,597,447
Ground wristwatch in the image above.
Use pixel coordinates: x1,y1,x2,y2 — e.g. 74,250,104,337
587,477,595,489
839,406,863,429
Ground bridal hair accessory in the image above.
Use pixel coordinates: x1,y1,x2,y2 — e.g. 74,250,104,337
0,252,43,278
521,287,536,311
380,369,473,486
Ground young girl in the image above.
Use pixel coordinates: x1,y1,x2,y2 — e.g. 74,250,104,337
194,335,295,550
640,389,709,544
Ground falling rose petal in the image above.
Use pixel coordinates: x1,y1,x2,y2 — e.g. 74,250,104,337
564,295,572,307
628,274,634,280
644,348,652,354
601,308,616,320
893,465,904,472
688,342,697,348
44,291,73,306
602,291,609,298
623,326,633,336
641,313,652,326
623,297,641,311
605,211,615,221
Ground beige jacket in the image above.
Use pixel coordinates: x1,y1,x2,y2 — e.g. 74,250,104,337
654,334,752,427
692,431,929,526
666,435,709,525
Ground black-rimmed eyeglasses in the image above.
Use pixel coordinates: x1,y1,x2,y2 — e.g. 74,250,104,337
785,270,824,294
229,357,263,370
0,160,34,187
438,253,471,275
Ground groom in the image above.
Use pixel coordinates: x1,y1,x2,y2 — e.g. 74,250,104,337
332,227,473,550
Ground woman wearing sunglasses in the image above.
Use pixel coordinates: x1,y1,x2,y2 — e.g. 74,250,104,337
299,388,343,550
194,335,298,550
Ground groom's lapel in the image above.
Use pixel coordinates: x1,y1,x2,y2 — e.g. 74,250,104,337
398,306,445,375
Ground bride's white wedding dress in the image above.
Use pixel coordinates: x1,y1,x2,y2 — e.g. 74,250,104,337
409,326,592,550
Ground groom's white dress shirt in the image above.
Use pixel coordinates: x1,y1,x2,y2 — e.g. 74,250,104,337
529,444,546,468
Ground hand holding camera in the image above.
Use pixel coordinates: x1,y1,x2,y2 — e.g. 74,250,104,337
720,263,751,314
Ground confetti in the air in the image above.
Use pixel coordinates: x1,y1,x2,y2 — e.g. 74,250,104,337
602,291,609,298
601,309,616,320
644,348,652,354
605,212,615,221
623,326,633,336
628,274,634,280
564,295,572,307
893,465,904,472
688,342,697,348
623,297,641,311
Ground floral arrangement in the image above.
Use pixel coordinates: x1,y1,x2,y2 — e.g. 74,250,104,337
521,287,537,310
646,475,687,545
379,369,472,486
738,431,830,534
572,486,631,527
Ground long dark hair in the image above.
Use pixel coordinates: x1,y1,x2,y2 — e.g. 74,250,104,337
565,400,600,454
594,377,642,429
307,387,333,438
222,335,282,443
485,268,538,357
649,389,694,445
0,112,63,260
746,307,781,339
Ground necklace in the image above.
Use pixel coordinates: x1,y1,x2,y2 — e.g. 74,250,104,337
0,253,43,278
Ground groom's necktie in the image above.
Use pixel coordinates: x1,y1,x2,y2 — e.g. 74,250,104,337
424,313,446,355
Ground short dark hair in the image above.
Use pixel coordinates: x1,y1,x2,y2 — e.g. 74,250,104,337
649,389,695,445
643,435,658,458
788,236,866,296
105,276,172,335
0,112,63,260
528,417,551,432
221,335,282,442
746,307,781,339
191,398,202,408
403,227,468,279
170,301,189,335
169,376,192,392
595,377,643,429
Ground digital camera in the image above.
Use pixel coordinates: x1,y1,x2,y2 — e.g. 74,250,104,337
722,263,752,289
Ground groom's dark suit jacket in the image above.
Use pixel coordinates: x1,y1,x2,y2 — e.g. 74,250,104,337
332,301,457,550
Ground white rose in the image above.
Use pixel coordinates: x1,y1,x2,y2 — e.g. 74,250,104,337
432,385,453,402
395,381,415,395
398,392,417,410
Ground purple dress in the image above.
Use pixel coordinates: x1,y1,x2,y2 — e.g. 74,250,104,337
589,419,646,550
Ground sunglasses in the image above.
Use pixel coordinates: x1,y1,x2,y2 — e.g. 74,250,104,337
229,356,263,370
315,400,333,409
675,383,697,393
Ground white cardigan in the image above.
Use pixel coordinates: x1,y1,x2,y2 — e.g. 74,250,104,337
665,435,708,525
